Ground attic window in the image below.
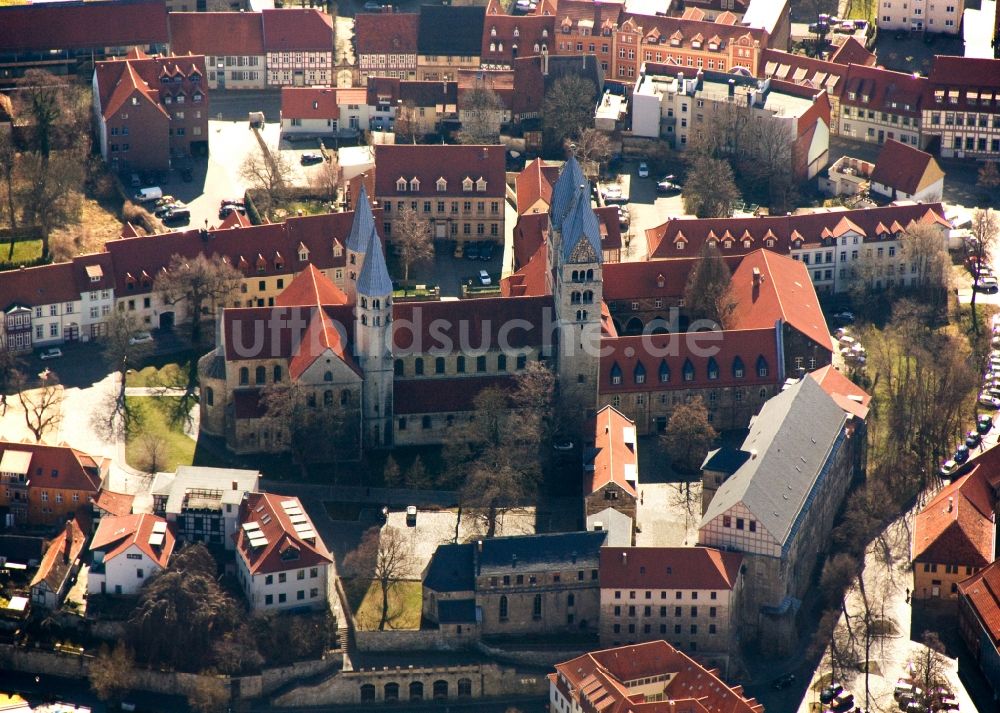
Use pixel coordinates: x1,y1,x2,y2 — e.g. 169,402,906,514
708,41,719,50
691,40,702,49
409,178,420,191
193,91,203,103
542,28,548,38
766,239,775,247
491,26,497,37
164,95,173,104
313,100,319,109
513,26,520,37
396,177,407,191
436,177,447,192
634,362,646,384
534,43,540,52
299,248,309,261
659,360,670,383
610,362,622,385
743,240,751,248
723,240,732,249
333,243,342,257
476,178,487,192
463,177,474,192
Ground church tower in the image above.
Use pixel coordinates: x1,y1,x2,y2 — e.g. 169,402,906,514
549,160,603,420
344,185,375,303
353,195,394,449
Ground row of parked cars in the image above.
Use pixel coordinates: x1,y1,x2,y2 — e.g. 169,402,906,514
453,241,496,261
819,682,858,713
895,677,959,712
966,255,999,293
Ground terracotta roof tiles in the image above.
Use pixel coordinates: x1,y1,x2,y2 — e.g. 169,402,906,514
585,406,637,497
91,513,175,568
913,469,995,567
0,0,168,53
374,144,506,199
600,546,742,590
0,442,106,494
262,9,333,52
168,12,266,57
958,560,1000,647
870,139,942,196
355,12,419,55
235,492,332,575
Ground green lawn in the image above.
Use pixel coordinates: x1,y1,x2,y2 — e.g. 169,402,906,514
124,396,197,472
2,239,42,264
348,579,422,630
126,360,192,389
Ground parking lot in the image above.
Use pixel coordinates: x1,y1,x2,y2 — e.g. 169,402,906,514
604,160,687,262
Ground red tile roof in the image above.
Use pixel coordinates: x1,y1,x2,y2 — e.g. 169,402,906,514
374,144,506,199
603,256,742,301
501,242,550,298
95,53,206,121
168,12,266,57
30,517,86,592
262,9,333,52
621,13,768,62
235,492,332,575
913,470,995,567
870,139,941,196
275,264,348,307
394,375,518,414
515,158,560,215
599,546,742,591
927,56,1000,90
0,261,79,310
355,11,419,55
93,490,136,518
0,0,168,52
281,87,340,121
217,210,252,230
480,11,555,66
841,63,926,118
599,327,779,395
761,49,848,95
829,36,876,66
288,308,362,379
91,513,176,568
585,406,637,497
223,304,355,363
512,213,549,270
0,442,107,494
958,560,1000,647
730,249,831,351
808,365,870,420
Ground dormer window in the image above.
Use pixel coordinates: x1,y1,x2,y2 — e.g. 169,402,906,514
542,28,548,38
299,244,310,261
164,95,173,104
513,26,520,38
491,26,497,37
193,91,203,103
313,100,319,109
476,178,487,192
743,240,751,248
658,360,670,383
498,42,504,52
436,177,447,192
610,362,622,385
333,243,343,257
490,42,497,52
766,239,775,247
634,362,646,384
534,43,540,52
410,177,420,191
707,357,719,380
175,93,184,104
463,177,473,192
396,177,407,191
683,359,695,382
723,240,732,249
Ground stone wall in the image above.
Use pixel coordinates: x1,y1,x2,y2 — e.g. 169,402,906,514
354,626,478,652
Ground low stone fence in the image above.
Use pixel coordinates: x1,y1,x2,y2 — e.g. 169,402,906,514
354,627,478,653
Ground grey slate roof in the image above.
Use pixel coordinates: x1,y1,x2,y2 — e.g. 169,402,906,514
417,5,485,56
700,377,847,548
561,184,603,264
702,447,751,475
550,155,585,233
423,543,475,593
356,219,393,296
477,530,606,572
346,185,375,254
437,598,477,624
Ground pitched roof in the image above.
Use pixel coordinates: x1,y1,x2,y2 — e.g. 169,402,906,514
223,303,356,368
355,12,419,54
958,560,1000,648
516,158,561,215
871,139,943,196
829,36,876,66
30,518,87,593
700,377,848,549
91,513,175,568
281,87,340,121
809,365,870,420
96,60,169,121
373,144,506,198
235,492,333,575
393,375,518,414
561,185,604,264
0,0,168,52
480,12,555,66
275,264,348,307
289,308,362,379
262,9,333,52
477,531,606,571
599,547,743,591
356,221,393,297
761,49,847,95
0,261,79,310
913,470,995,567
841,63,926,117
603,255,742,301
501,241,550,297
927,56,1000,89
417,4,486,56
0,442,106,494
422,542,475,592
168,11,266,56
585,406,638,497
93,490,136,518
730,249,832,351
550,155,586,233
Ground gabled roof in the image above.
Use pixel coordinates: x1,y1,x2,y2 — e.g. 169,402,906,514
355,12,419,54
515,158,561,215
235,492,332,575
0,442,107,494
422,542,475,593
829,36,876,66
927,56,1000,89
91,513,175,568
356,220,393,297
93,490,136,518
262,9,333,52
809,365,870,420
870,139,943,196
700,377,848,549
0,0,168,53
97,60,169,121
841,64,926,117
477,531,606,571
276,264,348,307
289,308,362,379
373,144,506,198
599,547,742,591
550,155,586,234
0,261,79,311
30,518,86,593
585,406,638,497
168,11,266,56
913,470,995,567
958,560,1000,648
281,87,339,121
417,4,486,56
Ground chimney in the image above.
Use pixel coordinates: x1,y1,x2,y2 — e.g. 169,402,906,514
656,273,665,288
63,520,73,564
752,267,762,287
947,496,954,512
621,551,627,565
512,553,518,567
728,78,735,97
232,480,238,490
541,45,549,76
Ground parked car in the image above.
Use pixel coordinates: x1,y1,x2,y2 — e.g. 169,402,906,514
834,311,855,323
977,414,993,433
478,269,492,286
480,242,495,261
553,441,574,451
363,0,383,9
219,204,247,219
405,505,417,526
966,431,982,448
939,459,957,478
155,201,186,218
980,392,1000,409
770,673,795,690
637,161,649,178
954,444,970,464
977,276,999,293
300,152,324,165
134,186,163,203
162,207,191,224
220,198,245,210
656,176,682,194
820,683,843,704
453,242,464,259
154,195,177,208
129,331,154,345
465,242,480,260
39,347,63,360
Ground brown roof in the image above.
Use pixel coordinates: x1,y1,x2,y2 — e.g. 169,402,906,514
501,241,549,297
958,560,1000,648
829,36,876,66
275,264,348,307
30,518,86,593
808,365,870,420
168,12,266,57
93,490,136,518
281,87,340,121
262,9,333,52
0,442,106,494
480,12,555,66
0,0,168,52
400,81,458,108
621,13,768,59
585,406,637,497
870,139,942,196
761,49,847,95
95,53,206,121
927,56,1000,88
0,261,79,310
394,375,517,414
235,492,332,575
599,546,743,591
913,470,995,567
603,255,741,301
355,11,419,55
374,144,506,198
91,513,176,568
841,63,926,117
515,158,560,215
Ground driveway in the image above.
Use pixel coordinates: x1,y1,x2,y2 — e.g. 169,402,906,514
608,160,686,262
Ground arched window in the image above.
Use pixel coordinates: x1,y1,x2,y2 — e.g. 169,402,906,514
572,291,582,304
255,366,266,384
707,357,719,380
610,362,622,385
384,683,399,702
324,390,333,406
409,682,423,702
435,357,445,374
583,290,593,304
586,269,594,280
756,355,769,377
360,684,376,702
394,359,404,376
634,361,646,384
497,353,507,371
205,387,214,406
341,390,350,405
433,680,449,700
499,595,508,620
239,367,249,385
373,299,380,309
415,357,425,375
659,360,670,383
576,310,583,321
732,356,745,378
457,679,472,697
532,593,543,619
683,358,695,382
324,371,333,382
273,365,282,382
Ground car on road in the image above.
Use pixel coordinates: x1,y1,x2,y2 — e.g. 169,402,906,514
300,152,324,165
129,331,154,345
656,176,682,194
977,276,999,293
770,673,795,690
954,444,970,464
978,414,993,433
637,161,649,178
39,347,63,360
966,430,982,448
939,459,958,478
478,270,492,286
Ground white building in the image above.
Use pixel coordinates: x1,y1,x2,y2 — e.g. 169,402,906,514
877,0,963,34
234,492,333,612
88,513,176,596
869,139,945,202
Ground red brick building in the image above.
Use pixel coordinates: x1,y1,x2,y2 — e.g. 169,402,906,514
0,442,108,527
93,49,209,172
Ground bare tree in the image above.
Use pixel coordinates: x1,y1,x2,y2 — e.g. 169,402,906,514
137,434,168,475
394,100,420,144
239,145,293,220
13,369,63,442
154,253,243,345
393,205,433,281
260,381,360,473
89,642,136,704
458,80,504,145
0,131,17,230
17,145,85,256
542,75,598,158
903,223,950,308
682,155,740,218
977,161,1000,195
187,675,230,713
683,241,736,328
573,128,612,167
103,309,153,403
968,209,1000,332
661,396,717,473
910,632,949,702
342,526,417,631
308,155,340,201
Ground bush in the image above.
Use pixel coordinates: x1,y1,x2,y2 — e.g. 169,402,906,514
244,191,263,225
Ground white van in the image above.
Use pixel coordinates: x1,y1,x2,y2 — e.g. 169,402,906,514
134,187,163,203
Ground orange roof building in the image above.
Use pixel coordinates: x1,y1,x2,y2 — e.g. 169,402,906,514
584,406,639,545
88,513,176,597
958,560,1000,695
30,517,87,610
